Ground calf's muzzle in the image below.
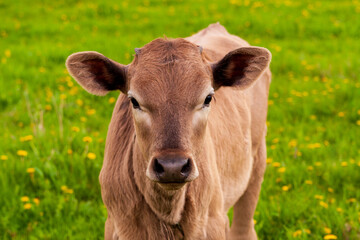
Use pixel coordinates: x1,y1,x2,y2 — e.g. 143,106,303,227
147,154,199,184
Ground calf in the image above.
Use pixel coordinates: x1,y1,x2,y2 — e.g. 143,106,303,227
66,23,271,240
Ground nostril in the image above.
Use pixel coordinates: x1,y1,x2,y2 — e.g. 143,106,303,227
180,159,191,176
154,158,164,174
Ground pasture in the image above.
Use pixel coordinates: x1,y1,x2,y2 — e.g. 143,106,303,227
0,0,359,239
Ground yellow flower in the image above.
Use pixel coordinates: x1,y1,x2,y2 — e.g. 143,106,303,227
347,198,356,203
24,203,32,209
71,126,80,132
67,149,73,155
307,166,314,171
278,167,286,173
253,219,257,225
45,104,52,111
61,185,74,194
33,198,40,206
5,49,11,57
293,230,302,237
288,140,297,147
315,195,324,200
266,158,272,164
305,229,311,234
272,162,281,167
20,135,33,142
109,97,116,104
83,136,92,143
328,188,334,193
87,152,96,160
320,201,328,208
26,168,35,174
21,196,29,202
80,117,87,122
341,162,348,167
336,208,343,213
315,162,322,166
67,189,74,194
76,99,83,106
17,150,28,157
282,185,289,191
324,227,332,234
338,112,345,117
60,94,67,100
268,100,274,106
305,180,313,185
272,138,279,143
86,109,96,115
1,155,8,160
324,234,337,239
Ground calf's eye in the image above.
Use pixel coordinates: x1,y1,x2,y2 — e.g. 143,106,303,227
130,97,140,109
203,94,212,107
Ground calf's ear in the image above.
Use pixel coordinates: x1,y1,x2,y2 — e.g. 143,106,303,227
66,51,127,95
212,47,271,90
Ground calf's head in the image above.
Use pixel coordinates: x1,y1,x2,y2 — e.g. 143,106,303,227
66,38,270,189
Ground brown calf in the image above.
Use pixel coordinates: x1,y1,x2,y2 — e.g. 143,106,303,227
66,23,271,240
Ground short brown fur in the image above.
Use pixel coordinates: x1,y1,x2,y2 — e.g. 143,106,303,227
66,23,271,240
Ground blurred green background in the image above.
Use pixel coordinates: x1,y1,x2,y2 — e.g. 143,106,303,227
0,0,359,239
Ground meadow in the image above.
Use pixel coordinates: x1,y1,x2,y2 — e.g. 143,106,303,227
1,0,359,239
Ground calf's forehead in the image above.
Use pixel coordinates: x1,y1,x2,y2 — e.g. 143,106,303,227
128,38,212,106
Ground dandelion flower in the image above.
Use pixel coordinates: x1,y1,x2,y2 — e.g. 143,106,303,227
320,201,328,208
83,136,92,143
67,149,73,155
272,162,281,167
33,198,40,206
21,196,29,202
324,234,337,240
324,227,331,234
278,167,286,173
87,152,96,159
24,203,32,209
293,230,302,237
76,99,83,106
26,168,35,174
315,195,324,200
282,185,289,191
109,97,116,104
20,135,33,142
86,109,96,115
266,158,272,164
45,105,52,111
71,126,80,132
1,155,8,160
17,150,28,157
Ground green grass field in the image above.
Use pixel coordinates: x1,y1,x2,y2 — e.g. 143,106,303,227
1,0,359,239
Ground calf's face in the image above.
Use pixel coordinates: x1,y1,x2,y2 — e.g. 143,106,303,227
66,38,270,189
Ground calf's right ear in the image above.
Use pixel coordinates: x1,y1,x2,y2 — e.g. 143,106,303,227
66,51,127,95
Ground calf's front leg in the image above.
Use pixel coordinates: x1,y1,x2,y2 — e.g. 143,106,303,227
228,139,266,240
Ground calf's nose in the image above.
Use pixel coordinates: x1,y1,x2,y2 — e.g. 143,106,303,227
153,157,191,183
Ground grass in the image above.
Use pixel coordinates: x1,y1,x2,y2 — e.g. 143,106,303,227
1,0,359,239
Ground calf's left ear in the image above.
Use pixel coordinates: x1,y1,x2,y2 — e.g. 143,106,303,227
66,51,127,95
212,47,271,90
